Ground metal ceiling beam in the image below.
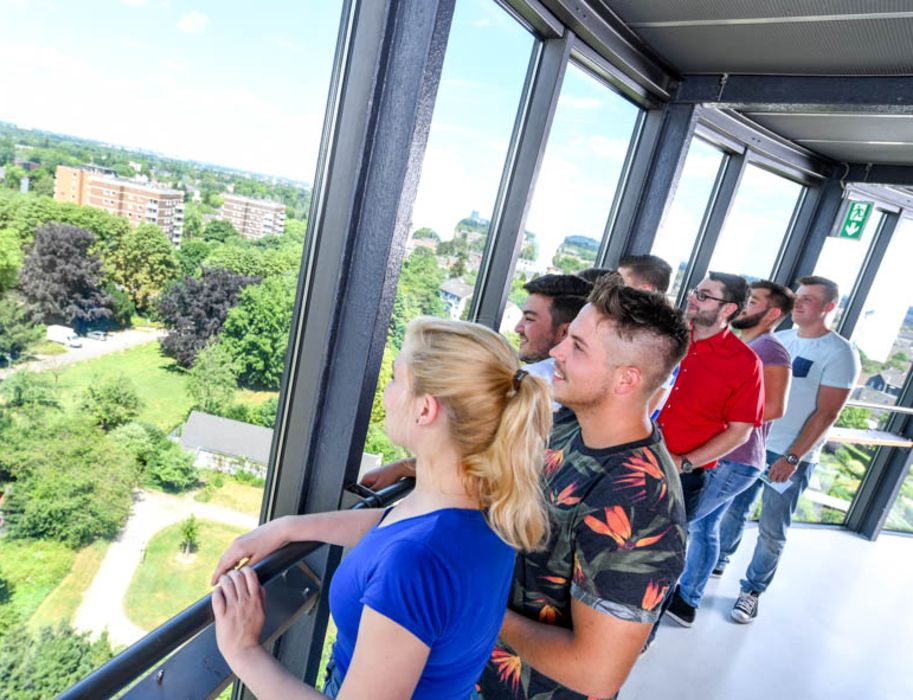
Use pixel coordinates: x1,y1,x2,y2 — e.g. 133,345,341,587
539,0,677,101
677,74,913,114
846,164,913,187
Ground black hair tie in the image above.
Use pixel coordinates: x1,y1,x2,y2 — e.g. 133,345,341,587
512,369,529,392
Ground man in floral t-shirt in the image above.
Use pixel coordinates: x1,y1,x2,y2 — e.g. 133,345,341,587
478,276,689,700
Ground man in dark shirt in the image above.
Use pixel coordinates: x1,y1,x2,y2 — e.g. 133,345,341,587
478,275,689,699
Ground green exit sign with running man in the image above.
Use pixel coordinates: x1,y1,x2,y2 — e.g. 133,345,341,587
838,201,873,239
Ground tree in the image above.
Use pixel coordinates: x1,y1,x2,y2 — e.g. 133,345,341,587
413,227,439,242
202,219,240,243
145,438,198,491
449,249,468,278
157,267,259,367
176,239,211,277
398,248,445,316
0,624,114,699
220,275,296,389
1,418,137,547
80,375,143,430
0,294,44,360
179,514,200,554
182,203,203,240
100,281,134,328
109,223,180,312
835,406,871,430
0,227,22,292
17,223,113,331
188,343,238,414
0,370,59,413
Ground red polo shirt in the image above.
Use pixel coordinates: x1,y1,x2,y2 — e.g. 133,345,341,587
657,326,763,469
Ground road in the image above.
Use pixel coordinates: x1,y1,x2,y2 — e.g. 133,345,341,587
0,327,165,380
73,489,258,648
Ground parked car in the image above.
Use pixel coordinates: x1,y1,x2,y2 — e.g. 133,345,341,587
67,335,83,348
87,331,108,341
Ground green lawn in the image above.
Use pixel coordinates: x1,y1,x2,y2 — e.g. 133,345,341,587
29,540,110,631
0,538,77,625
52,342,194,432
124,519,247,631
196,479,265,517
32,340,68,356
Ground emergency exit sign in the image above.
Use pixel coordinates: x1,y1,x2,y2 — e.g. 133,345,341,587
838,201,873,239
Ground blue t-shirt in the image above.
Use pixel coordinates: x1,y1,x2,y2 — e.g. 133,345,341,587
328,508,515,699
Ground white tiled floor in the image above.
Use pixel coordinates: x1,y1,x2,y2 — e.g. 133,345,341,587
622,526,913,700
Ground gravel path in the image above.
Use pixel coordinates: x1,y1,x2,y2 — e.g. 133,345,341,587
73,489,259,647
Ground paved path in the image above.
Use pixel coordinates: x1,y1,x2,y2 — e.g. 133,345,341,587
0,328,165,379
73,489,258,647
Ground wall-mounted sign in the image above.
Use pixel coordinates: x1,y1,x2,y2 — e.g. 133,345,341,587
837,200,873,239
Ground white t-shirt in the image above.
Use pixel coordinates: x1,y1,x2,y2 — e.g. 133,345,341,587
524,357,561,412
767,328,860,463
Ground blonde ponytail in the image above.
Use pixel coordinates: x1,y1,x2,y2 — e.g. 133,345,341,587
403,317,552,551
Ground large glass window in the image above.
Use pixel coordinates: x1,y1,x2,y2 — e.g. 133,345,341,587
707,163,803,282
793,217,913,527
812,199,884,325
651,138,725,298
0,2,342,691
521,63,640,279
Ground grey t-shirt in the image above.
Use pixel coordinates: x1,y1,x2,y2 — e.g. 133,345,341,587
766,328,860,463
724,333,792,468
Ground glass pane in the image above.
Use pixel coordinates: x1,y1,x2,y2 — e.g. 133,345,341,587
0,1,343,690
885,463,913,533
707,164,803,282
793,439,875,525
813,201,884,325
365,0,534,463
850,216,913,410
521,63,641,280
651,138,725,298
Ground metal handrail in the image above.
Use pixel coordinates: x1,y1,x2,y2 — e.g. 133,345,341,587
844,400,913,416
58,478,415,700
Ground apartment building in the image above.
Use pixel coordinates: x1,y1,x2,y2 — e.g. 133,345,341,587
220,192,286,240
55,165,185,245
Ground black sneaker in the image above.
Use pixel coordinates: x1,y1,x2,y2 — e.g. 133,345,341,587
710,565,725,578
665,588,697,627
731,590,760,624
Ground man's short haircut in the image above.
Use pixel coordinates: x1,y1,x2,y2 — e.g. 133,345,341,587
577,267,615,285
523,274,593,329
797,275,840,305
618,254,673,293
707,271,750,323
751,280,795,316
587,274,690,394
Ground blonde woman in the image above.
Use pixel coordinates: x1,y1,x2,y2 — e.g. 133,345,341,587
211,317,552,699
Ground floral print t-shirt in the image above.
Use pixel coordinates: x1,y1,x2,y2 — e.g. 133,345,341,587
477,408,687,700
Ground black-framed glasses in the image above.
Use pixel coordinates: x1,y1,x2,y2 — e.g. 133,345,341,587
688,288,730,304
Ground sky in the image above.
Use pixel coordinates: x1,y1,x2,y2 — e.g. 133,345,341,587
2,0,907,358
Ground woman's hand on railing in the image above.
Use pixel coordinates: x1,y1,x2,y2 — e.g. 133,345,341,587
211,517,292,586
360,458,416,490
212,567,267,666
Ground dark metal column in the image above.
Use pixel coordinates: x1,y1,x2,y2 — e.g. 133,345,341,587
775,178,844,286
674,151,746,307
602,103,699,264
837,211,900,338
256,0,456,688
471,33,572,329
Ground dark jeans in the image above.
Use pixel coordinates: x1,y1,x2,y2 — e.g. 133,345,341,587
323,657,344,698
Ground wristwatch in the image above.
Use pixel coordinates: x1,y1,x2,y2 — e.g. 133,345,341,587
680,457,695,474
785,453,800,466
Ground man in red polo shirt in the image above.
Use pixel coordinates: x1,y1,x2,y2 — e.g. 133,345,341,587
656,272,764,519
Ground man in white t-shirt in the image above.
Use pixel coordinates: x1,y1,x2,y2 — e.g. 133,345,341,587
716,275,860,623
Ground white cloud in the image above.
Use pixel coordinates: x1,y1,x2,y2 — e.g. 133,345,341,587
177,10,209,35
